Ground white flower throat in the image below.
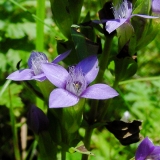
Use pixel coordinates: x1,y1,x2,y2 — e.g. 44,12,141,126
112,0,129,19
66,66,87,96
31,52,48,75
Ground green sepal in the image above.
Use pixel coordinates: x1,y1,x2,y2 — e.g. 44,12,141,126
117,23,134,52
37,80,55,102
114,57,138,82
69,141,94,155
62,98,85,133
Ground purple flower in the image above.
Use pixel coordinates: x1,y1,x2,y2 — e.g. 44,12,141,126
6,50,70,81
27,105,49,134
94,0,158,34
152,0,160,14
41,55,119,108
135,137,160,160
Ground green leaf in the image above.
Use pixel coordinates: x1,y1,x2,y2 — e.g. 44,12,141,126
50,0,72,38
133,0,151,15
114,57,138,81
68,0,84,23
69,142,94,155
71,25,99,61
0,83,24,117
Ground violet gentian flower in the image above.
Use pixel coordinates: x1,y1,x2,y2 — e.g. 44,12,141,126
6,50,70,81
27,105,49,134
94,0,158,34
152,0,160,14
135,137,160,160
41,55,119,108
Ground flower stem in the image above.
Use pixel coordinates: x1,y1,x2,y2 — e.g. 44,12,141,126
36,0,45,51
88,35,114,123
81,127,93,160
8,86,21,160
61,147,66,160
95,35,114,83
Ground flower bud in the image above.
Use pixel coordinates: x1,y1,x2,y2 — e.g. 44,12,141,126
27,105,49,134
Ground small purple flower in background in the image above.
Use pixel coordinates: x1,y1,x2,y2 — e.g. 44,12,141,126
152,0,160,14
41,55,119,108
6,50,70,81
95,0,158,34
135,137,160,160
27,105,49,134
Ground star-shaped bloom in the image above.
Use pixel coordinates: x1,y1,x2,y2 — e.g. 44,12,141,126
6,50,70,81
135,137,160,160
94,0,158,34
41,55,119,108
152,0,160,14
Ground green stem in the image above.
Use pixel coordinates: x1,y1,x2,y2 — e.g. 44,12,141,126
81,127,93,160
8,86,21,160
95,35,114,83
88,35,114,123
61,147,66,160
36,0,45,51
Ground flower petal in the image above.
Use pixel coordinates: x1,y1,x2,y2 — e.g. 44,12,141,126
32,73,46,81
41,63,68,88
28,51,48,69
148,146,160,159
52,50,71,64
76,55,99,84
152,0,160,13
131,14,158,19
106,18,128,34
49,88,79,108
6,69,34,81
92,19,109,24
81,84,119,99
135,137,155,160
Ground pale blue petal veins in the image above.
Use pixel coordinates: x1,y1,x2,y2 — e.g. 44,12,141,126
41,63,69,88
135,137,155,160
49,88,79,108
76,55,99,84
106,18,128,33
6,69,34,81
52,50,71,64
81,84,119,99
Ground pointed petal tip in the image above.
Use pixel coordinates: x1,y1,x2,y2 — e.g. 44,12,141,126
49,88,79,108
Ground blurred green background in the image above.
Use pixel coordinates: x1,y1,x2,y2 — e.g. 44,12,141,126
0,0,160,159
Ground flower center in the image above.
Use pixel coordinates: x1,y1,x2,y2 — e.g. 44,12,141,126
66,66,87,96
31,52,48,75
112,0,129,19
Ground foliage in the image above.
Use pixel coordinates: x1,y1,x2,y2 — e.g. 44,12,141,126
0,0,160,160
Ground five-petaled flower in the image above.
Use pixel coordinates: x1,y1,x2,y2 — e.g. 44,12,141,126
6,50,70,81
41,55,119,108
95,0,158,34
135,137,160,160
